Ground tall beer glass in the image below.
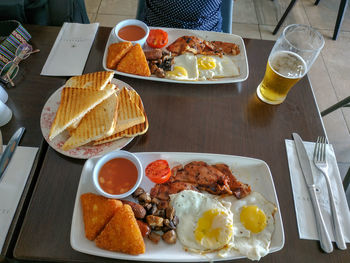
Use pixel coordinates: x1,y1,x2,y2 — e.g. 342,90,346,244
257,24,324,105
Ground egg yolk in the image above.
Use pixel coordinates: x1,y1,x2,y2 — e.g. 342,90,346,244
195,209,232,248
167,66,188,77
198,56,216,70
240,205,267,233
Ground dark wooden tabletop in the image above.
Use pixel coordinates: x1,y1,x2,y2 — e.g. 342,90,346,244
9,25,349,263
0,24,67,259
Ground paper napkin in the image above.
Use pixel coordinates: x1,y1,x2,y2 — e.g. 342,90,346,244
285,139,350,242
0,145,38,251
41,22,99,76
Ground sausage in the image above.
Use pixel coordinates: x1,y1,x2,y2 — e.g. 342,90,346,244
162,230,176,244
121,200,146,219
136,220,150,237
144,49,163,60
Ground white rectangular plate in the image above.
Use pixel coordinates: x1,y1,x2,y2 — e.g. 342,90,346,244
102,27,249,84
71,152,284,261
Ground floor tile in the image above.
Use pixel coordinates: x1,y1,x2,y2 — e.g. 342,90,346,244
259,24,283,40
308,52,337,111
87,13,97,23
99,0,138,16
95,14,134,27
323,111,350,163
320,30,350,131
232,23,261,39
254,0,309,26
233,0,258,24
302,0,350,31
85,0,101,13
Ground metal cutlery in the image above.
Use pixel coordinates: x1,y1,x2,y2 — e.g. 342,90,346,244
313,136,347,250
0,127,25,181
292,133,333,253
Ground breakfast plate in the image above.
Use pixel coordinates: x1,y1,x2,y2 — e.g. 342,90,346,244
70,152,284,261
102,27,249,84
40,78,141,159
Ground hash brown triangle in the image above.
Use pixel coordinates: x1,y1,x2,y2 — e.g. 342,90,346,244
95,204,145,255
80,193,122,241
116,44,151,77
107,42,133,69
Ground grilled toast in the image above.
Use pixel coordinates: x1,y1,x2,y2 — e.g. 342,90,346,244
93,89,148,145
65,71,114,89
62,91,118,150
49,84,116,140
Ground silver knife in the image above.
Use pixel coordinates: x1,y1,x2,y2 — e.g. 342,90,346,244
292,133,333,253
0,127,25,181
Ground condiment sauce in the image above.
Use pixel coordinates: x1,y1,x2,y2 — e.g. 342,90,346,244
98,158,138,195
118,25,146,41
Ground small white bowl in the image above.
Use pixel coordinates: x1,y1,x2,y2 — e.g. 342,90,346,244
92,150,143,199
113,19,149,47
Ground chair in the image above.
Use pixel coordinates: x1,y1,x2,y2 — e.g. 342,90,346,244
0,0,90,26
136,0,234,34
272,0,349,40
321,96,350,191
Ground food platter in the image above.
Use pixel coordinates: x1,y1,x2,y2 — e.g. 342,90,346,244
70,152,284,261
102,27,249,84
40,79,139,159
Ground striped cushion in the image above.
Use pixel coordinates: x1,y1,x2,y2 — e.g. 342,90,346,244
0,20,31,70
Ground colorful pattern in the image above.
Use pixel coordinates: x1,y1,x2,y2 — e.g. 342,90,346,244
0,23,31,70
143,0,223,32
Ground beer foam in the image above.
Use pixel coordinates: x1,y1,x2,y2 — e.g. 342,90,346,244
269,51,306,79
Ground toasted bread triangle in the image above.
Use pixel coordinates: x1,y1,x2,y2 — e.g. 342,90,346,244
49,85,115,140
93,89,148,145
65,71,114,90
62,91,118,150
116,44,151,77
80,193,122,241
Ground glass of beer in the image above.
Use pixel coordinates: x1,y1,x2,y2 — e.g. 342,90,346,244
257,24,324,105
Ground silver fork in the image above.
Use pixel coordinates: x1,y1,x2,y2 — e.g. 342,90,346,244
313,136,347,250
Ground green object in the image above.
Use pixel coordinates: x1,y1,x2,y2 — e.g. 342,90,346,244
0,0,90,26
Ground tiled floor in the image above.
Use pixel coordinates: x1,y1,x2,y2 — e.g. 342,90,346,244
85,0,350,186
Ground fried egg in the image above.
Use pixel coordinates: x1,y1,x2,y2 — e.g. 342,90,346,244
165,53,199,81
197,55,240,80
223,191,277,261
170,190,234,252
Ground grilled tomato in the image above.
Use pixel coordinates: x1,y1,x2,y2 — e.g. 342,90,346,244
145,159,171,184
146,29,168,48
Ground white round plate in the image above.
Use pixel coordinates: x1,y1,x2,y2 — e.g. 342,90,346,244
40,78,138,159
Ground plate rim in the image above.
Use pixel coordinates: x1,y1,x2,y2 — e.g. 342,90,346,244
70,151,285,261
102,27,249,84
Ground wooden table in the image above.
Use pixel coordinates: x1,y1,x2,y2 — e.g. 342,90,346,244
7,25,349,263
0,24,66,260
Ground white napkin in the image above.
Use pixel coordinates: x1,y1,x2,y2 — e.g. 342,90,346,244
285,139,350,242
0,145,38,250
41,22,99,76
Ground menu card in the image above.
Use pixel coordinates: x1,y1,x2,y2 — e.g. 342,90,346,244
285,139,350,242
41,22,99,76
0,146,38,251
